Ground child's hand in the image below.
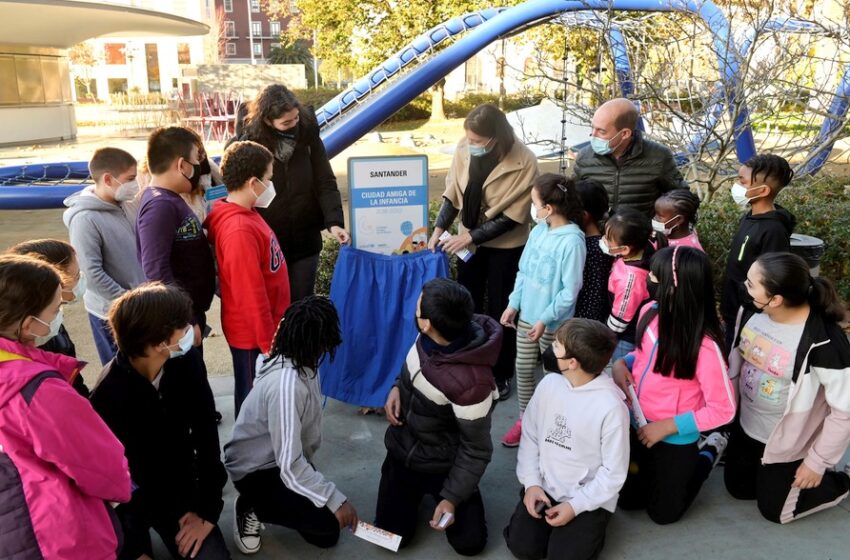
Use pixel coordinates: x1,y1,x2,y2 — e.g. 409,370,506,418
527,321,545,342
430,499,456,531
544,502,576,527
637,418,677,448
523,486,551,519
500,307,518,329
334,501,359,531
792,463,823,489
611,360,635,401
384,387,403,426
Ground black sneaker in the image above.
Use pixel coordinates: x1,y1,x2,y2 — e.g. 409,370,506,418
233,495,261,554
497,379,512,401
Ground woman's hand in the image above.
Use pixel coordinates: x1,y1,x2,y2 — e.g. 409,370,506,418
792,463,823,490
440,232,473,255
329,226,351,245
611,359,634,400
428,227,445,252
637,418,678,448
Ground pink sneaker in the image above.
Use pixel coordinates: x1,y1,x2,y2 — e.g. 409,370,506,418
501,417,523,448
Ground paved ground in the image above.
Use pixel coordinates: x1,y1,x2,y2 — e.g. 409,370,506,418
1,130,848,559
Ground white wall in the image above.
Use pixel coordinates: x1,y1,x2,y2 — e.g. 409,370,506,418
0,105,76,145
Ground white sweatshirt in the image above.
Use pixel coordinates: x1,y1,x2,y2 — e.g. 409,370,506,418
517,373,630,515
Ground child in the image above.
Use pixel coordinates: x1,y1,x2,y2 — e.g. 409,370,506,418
205,140,291,415
613,246,736,524
725,252,850,523
504,318,626,560
64,146,145,365
377,278,502,556
183,129,224,223
136,126,216,350
574,179,615,324
90,283,230,560
601,207,655,362
652,188,703,250
225,296,358,555
500,174,586,447
7,239,90,396
0,254,131,560
720,154,795,349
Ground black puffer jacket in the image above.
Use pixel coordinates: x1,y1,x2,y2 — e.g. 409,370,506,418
237,106,345,262
573,130,687,215
384,315,502,505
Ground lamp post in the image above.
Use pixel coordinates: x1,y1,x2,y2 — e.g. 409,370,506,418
247,0,256,64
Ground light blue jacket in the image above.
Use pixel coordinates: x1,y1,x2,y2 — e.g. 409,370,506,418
508,222,586,331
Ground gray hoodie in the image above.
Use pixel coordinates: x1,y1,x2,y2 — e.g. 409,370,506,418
63,187,145,318
224,356,347,512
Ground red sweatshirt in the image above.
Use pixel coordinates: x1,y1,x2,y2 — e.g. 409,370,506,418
205,200,290,353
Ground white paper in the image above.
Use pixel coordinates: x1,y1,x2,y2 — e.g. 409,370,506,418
628,384,648,427
353,521,402,552
439,231,472,262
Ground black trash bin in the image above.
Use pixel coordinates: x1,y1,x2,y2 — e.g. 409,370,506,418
790,234,825,277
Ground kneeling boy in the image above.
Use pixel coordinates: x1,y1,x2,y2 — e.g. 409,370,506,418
504,318,628,560
377,278,502,556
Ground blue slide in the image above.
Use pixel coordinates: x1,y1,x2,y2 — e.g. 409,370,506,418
2,0,847,209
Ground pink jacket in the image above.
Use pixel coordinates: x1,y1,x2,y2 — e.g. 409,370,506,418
0,337,131,559
625,304,737,444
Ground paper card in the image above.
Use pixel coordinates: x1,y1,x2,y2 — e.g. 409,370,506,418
439,231,472,262
628,385,648,427
353,521,402,552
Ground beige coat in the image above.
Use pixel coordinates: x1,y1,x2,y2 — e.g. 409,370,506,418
443,137,538,250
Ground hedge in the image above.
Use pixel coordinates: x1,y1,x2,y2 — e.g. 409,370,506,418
317,176,850,302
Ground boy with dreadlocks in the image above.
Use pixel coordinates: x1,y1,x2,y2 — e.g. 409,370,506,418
720,154,796,349
224,296,359,555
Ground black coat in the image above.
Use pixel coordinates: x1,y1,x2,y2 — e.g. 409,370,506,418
239,107,345,262
39,324,90,397
89,349,226,540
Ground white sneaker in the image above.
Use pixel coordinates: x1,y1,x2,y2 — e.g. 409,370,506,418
233,495,262,555
699,432,729,468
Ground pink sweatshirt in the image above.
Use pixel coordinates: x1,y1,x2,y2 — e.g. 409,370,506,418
624,304,737,444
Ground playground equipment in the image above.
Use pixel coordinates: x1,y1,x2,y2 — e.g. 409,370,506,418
2,0,849,209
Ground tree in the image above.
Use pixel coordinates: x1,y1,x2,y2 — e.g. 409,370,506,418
204,7,227,65
69,41,99,101
268,39,316,86
265,0,497,120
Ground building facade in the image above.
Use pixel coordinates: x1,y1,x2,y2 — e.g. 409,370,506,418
216,0,289,63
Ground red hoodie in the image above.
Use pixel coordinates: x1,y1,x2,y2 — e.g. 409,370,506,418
205,200,290,353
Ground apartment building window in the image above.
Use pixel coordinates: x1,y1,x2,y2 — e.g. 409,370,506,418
253,43,263,56
251,21,262,36
223,0,232,12
250,0,260,12
225,43,236,56
270,21,280,36
225,21,236,37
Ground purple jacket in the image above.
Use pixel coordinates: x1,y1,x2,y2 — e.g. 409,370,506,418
136,186,216,323
0,338,131,559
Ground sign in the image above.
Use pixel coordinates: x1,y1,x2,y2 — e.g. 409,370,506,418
348,155,429,255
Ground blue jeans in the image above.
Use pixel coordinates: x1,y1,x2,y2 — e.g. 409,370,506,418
88,313,117,365
611,339,635,364
230,347,262,417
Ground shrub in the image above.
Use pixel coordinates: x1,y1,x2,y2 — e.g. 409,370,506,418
699,176,850,302
292,87,345,111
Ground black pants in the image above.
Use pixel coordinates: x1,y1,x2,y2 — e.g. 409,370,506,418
503,488,611,560
117,507,230,560
724,421,850,523
287,252,320,302
233,467,340,548
457,245,523,383
374,455,487,556
618,429,714,524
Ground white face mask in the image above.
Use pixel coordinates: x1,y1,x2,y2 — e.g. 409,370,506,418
69,274,86,303
32,307,64,346
530,203,550,225
598,237,625,257
731,183,766,207
115,179,139,203
651,215,680,236
253,179,276,209
164,326,194,359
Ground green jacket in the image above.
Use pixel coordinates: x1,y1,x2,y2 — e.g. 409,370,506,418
573,131,687,215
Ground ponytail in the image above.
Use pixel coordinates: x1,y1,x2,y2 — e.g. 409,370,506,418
756,252,846,323
809,277,846,323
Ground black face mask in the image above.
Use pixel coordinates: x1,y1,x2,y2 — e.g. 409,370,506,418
646,278,660,301
275,124,298,140
739,282,771,313
199,157,211,177
189,163,204,191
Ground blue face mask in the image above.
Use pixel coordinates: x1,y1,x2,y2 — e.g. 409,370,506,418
590,130,624,156
468,139,493,157
165,327,194,359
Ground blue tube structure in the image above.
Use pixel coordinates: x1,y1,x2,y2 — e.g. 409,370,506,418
799,62,850,176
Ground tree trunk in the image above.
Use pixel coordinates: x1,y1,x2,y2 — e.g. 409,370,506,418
430,79,446,122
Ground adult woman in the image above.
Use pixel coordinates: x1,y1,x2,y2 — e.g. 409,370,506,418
725,252,850,523
239,84,350,301
429,103,538,398
0,254,131,559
